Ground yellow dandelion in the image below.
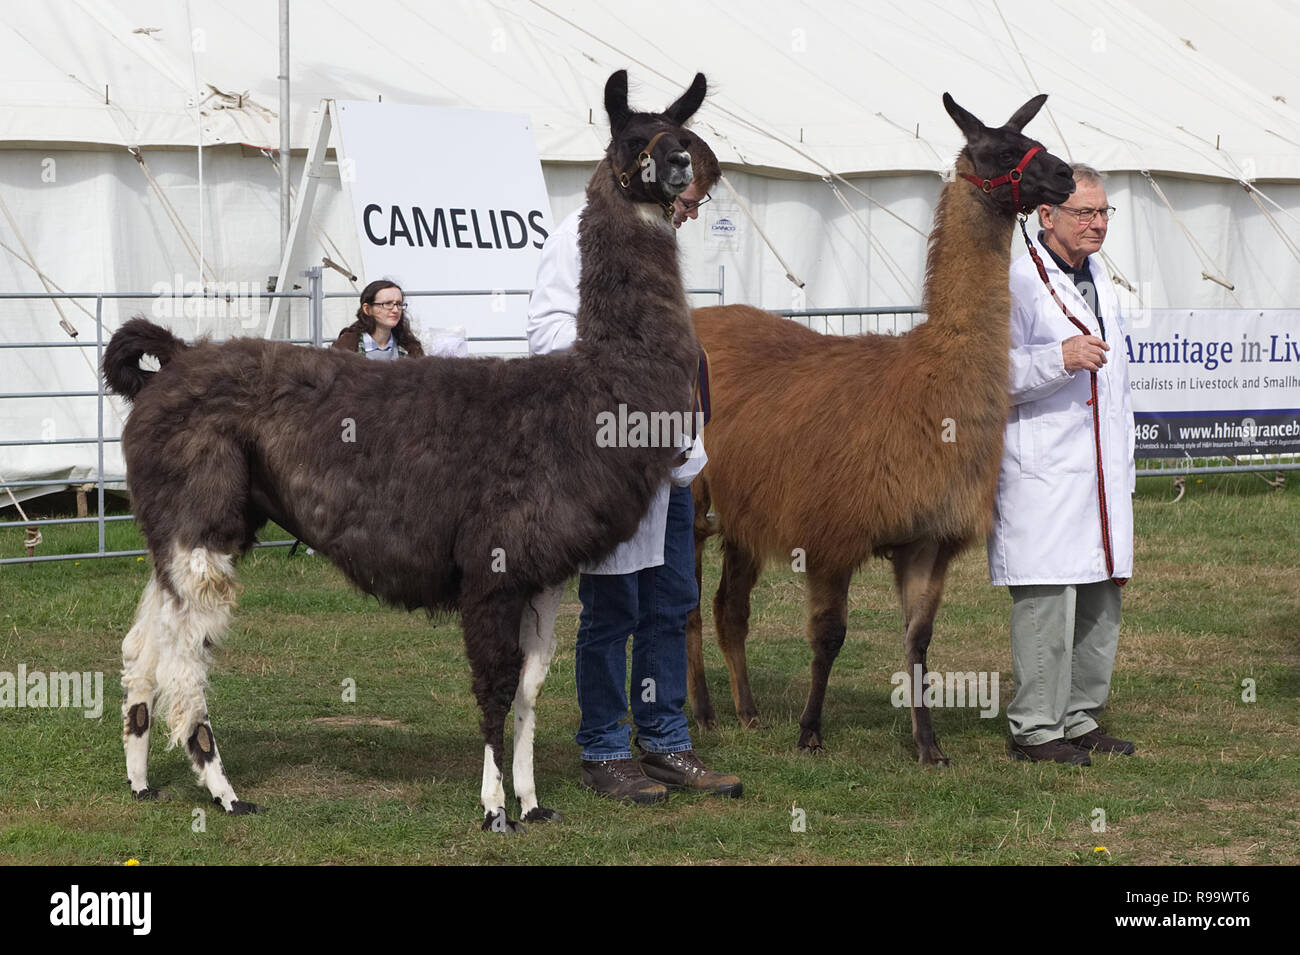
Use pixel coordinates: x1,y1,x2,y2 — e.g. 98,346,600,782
1093,846,1111,857
124,858,140,866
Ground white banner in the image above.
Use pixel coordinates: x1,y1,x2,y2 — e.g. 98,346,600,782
335,101,553,353
1124,309,1300,455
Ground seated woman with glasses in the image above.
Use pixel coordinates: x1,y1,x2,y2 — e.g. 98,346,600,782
332,279,426,360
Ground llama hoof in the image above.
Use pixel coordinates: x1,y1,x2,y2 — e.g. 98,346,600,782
132,786,172,802
481,810,526,834
919,748,952,767
523,807,564,824
796,729,825,754
740,715,763,730
690,704,717,730
216,797,265,815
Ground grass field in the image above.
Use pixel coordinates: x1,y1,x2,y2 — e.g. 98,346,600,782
1,474,1297,865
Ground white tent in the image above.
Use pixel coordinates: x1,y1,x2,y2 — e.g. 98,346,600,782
3,0,1299,504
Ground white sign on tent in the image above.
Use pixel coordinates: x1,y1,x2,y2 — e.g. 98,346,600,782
334,101,553,352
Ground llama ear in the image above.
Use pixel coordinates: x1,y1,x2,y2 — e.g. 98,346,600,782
1004,94,1048,133
663,73,707,125
605,70,631,133
942,92,986,140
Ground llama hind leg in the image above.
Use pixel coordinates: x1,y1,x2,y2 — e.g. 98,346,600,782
463,593,527,833
122,576,167,800
156,545,262,814
714,537,763,729
512,584,564,823
891,540,957,766
797,566,853,753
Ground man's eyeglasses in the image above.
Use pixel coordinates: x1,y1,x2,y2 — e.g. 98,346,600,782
1057,205,1116,225
678,193,711,211
371,301,407,311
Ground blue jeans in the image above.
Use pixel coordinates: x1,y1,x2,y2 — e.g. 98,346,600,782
574,483,696,761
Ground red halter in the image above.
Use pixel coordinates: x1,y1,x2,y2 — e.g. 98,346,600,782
960,145,1042,212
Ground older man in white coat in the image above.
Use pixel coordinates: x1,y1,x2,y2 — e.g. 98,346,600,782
989,163,1137,766
527,137,742,804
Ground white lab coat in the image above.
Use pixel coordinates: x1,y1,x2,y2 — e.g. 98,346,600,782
987,231,1136,586
526,206,706,575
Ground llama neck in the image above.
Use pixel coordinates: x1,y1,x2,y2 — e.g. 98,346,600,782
921,153,1017,341
575,161,697,366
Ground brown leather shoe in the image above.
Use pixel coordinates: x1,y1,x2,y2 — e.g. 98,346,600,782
581,758,669,805
1009,738,1091,765
1067,729,1135,755
640,750,743,798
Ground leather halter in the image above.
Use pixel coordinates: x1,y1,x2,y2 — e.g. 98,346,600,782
617,129,677,220
960,145,1042,213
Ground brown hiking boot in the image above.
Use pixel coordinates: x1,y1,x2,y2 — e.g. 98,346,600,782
1009,738,1091,765
640,750,743,798
1067,729,1136,755
581,758,669,805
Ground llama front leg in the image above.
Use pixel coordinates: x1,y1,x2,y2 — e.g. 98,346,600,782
714,537,764,729
122,576,166,800
892,540,957,766
513,584,563,823
797,567,852,753
463,594,527,833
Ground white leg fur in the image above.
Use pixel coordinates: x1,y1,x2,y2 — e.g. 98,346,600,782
481,743,506,821
122,576,164,794
151,545,245,808
194,732,240,811
512,584,563,818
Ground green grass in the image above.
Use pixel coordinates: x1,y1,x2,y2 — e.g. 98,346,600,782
1,474,1297,864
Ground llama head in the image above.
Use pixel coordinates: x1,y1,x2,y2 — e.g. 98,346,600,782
943,93,1075,213
603,70,708,210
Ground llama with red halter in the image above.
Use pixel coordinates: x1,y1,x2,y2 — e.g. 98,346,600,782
686,93,1076,762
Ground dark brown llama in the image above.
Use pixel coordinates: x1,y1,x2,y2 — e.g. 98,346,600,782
686,93,1075,762
103,69,708,832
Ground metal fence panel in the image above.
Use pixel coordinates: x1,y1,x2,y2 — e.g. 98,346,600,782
1,270,725,563
4,290,1291,564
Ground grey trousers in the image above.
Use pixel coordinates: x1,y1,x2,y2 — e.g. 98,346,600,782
1007,581,1122,745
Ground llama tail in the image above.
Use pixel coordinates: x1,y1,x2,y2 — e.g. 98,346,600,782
103,316,188,401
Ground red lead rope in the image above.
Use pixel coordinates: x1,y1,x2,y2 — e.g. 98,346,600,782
1017,218,1126,586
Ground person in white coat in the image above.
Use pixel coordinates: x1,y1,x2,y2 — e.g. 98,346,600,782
527,137,742,804
988,163,1137,765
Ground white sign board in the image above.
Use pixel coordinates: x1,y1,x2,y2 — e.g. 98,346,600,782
335,101,553,353
1125,309,1300,455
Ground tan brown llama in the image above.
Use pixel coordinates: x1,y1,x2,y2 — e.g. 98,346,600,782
103,69,708,833
685,93,1075,763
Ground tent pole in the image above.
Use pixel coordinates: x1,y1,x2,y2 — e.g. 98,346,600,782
279,0,290,259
